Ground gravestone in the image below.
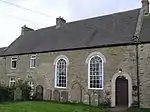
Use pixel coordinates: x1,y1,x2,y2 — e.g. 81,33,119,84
45,89,52,100
53,90,60,101
61,91,68,101
68,93,72,102
35,85,43,100
83,94,89,104
91,93,98,106
14,87,22,101
70,84,81,103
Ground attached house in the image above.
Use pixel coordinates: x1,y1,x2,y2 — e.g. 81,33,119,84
1,0,150,108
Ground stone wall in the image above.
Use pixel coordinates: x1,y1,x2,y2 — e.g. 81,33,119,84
138,43,150,108
1,45,138,105
0,57,6,85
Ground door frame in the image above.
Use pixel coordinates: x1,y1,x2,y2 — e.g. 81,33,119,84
111,72,132,107
116,76,128,106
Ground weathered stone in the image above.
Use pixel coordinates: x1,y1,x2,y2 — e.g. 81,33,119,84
0,44,148,107
45,89,52,100
35,85,43,100
53,90,60,101
138,44,150,108
61,91,68,101
70,84,81,103
91,93,98,106
14,87,22,101
83,94,89,104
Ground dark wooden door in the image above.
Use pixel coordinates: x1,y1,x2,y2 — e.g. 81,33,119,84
116,76,128,106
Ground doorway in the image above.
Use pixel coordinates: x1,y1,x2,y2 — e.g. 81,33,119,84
116,76,128,106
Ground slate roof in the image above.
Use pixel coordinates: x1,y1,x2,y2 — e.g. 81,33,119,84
139,15,150,42
2,8,140,56
0,47,6,55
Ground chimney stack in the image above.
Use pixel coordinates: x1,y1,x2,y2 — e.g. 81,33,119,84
21,25,34,35
56,16,66,29
142,0,149,15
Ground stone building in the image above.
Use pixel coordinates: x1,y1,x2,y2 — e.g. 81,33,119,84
0,0,150,108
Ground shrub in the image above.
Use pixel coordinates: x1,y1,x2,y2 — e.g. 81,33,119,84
0,85,14,102
16,80,32,100
0,80,32,102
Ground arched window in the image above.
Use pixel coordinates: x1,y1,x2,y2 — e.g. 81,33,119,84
86,52,105,90
54,55,69,88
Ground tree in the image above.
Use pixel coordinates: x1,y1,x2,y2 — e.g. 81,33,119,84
69,75,86,103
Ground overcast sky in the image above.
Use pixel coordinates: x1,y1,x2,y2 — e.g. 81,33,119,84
0,0,141,47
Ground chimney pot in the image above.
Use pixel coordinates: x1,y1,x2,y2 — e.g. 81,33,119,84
21,25,34,35
56,16,66,29
142,0,149,15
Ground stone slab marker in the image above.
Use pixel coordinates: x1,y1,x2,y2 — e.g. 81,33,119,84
45,89,52,100
83,94,89,104
14,87,22,101
61,91,68,101
53,90,60,101
70,84,81,102
36,85,43,100
91,93,98,106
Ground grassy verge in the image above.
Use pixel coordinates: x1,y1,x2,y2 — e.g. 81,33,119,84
0,101,108,112
126,108,150,112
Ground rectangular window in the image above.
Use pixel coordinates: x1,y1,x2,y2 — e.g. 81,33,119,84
11,57,17,69
9,77,15,87
30,55,36,68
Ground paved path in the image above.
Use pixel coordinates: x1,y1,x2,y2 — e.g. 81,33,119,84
109,107,127,112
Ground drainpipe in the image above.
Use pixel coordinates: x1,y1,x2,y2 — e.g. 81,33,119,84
134,36,140,108
136,43,140,108
2,56,7,85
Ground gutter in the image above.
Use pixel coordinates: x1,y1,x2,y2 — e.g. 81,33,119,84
1,41,150,57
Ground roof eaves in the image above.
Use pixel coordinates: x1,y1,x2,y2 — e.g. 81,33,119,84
1,42,143,57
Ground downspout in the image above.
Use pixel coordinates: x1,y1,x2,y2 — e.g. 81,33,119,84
4,57,7,86
2,56,7,85
133,8,145,108
135,40,140,108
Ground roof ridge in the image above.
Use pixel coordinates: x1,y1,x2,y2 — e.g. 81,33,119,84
67,8,141,24
34,8,141,32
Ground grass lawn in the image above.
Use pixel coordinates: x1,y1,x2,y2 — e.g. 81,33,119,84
126,108,150,112
0,101,108,112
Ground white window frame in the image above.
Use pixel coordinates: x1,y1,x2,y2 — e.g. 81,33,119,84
30,55,36,68
54,55,69,89
11,57,17,69
86,52,106,90
9,77,15,87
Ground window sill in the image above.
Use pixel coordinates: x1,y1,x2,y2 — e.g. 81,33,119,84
55,86,67,89
88,88,103,90
30,67,36,69
10,68,17,70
